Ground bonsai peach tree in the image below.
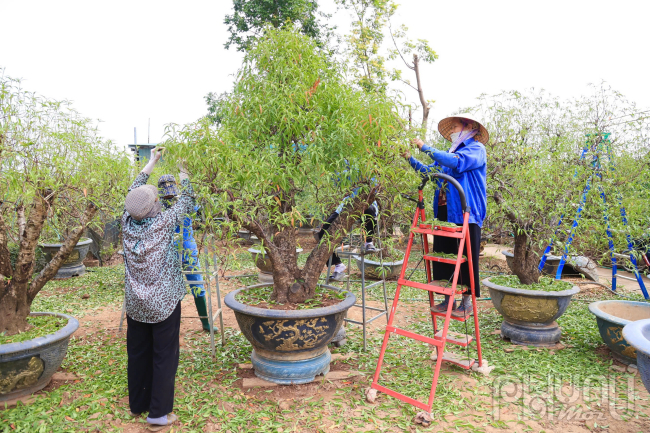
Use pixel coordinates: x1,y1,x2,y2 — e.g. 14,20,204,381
0,74,132,334
165,27,411,304
471,87,648,285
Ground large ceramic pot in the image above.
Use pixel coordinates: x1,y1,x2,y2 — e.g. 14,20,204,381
0,312,79,402
39,238,93,279
248,248,303,283
225,283,356,384
352,254,405,279
588,300,650,365
483,277,580,346
623,319,650,392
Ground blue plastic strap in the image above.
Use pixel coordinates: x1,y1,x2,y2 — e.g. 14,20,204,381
555,176,592,279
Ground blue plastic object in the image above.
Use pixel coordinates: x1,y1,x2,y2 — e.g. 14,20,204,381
623,318,650,393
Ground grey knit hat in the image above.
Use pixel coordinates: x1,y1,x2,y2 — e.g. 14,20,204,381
125,185,161,221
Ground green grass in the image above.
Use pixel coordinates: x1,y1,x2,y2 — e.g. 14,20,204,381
1,261,648,432
0,315,67,345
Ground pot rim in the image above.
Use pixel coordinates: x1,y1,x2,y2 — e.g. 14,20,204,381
483,276,580,297
588,300,650,327
224,283,356,319
623,318,650,357
38,238,93,248
352,254,404,266
0,312,79,354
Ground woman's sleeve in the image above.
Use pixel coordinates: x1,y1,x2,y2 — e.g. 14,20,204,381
128,172,150,192
408,156,438,174
161,179,196,228
454,142,487,173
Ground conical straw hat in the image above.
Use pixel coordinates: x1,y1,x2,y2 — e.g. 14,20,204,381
438,113,489,145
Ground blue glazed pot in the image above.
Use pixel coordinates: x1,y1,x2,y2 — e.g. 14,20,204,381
483,277,579,346
225,283,356,385
588,300,650,365
623,318,650,393
0,312,79,402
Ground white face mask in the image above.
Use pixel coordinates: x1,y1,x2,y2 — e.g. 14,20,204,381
450,132,462,143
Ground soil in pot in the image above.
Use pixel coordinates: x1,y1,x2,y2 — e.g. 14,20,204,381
236,285,346,311
599,303,650,322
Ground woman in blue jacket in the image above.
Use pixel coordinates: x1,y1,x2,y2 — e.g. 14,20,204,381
402,114,488,317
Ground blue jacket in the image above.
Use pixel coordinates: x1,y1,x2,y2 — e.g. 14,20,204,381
408,137,487,227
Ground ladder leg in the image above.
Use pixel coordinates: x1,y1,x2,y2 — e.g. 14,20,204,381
204,253,216,359
361,257,367,351
464,222,482,367
213,253,226,347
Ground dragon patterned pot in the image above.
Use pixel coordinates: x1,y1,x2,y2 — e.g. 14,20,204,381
483,277,580,347
0,312,79,402
589,300,650,365
623,319,650,392
39,238,93,279
225,283,355,384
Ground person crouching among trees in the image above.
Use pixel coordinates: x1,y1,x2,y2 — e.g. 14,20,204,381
158,174,213,332
122,148,194,430
402,114,488,317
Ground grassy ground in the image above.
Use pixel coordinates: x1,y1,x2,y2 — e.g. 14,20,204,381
1,247,650,432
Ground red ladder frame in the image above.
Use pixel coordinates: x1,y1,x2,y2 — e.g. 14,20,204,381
371,173,483,413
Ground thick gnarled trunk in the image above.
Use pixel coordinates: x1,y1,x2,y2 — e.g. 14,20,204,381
510,230,542,285
0,194,98,335
240,189,377,304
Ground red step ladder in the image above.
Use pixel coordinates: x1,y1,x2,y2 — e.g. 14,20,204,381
371,173,483,413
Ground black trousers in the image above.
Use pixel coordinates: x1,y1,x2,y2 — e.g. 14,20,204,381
318,207,377,266
431,206,481,298
127,301,181,418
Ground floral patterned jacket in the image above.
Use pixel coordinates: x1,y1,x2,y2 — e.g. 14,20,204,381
122,172,195,323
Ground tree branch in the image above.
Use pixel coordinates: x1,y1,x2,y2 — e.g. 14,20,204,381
28,201,97,300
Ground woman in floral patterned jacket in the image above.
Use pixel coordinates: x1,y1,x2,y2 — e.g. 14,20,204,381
122,148,194,430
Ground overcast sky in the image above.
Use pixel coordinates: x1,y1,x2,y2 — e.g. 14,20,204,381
2,0,648,150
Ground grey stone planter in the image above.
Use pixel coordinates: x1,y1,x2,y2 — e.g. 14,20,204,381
352,254,405,279
39,238,93,279
483,277,580,346
0,312,79,402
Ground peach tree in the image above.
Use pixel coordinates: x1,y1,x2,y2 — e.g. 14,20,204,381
166,27,409,303
0,74,132,334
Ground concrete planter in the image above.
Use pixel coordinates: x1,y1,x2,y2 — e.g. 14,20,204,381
483,277,579,346
623,319,650,393
39,238,93,279
225,284,356,384
0,312,79,402
352,254,405,279
589,300,650,365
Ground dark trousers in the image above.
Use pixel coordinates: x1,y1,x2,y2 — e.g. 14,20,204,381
127,301,181,418
319,207,377,266
432,206,481,298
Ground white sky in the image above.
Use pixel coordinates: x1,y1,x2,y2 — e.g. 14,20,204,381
2,0,648,150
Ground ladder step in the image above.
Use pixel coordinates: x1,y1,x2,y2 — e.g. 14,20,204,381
412,227,465,239
424,255,467,265
386,326,442,347
430,309,472,322
435,330,473,347
371,383,430,411
431,351,475,369
398,279,454,295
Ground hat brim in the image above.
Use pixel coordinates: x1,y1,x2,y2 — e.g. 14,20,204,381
438,114,489,145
